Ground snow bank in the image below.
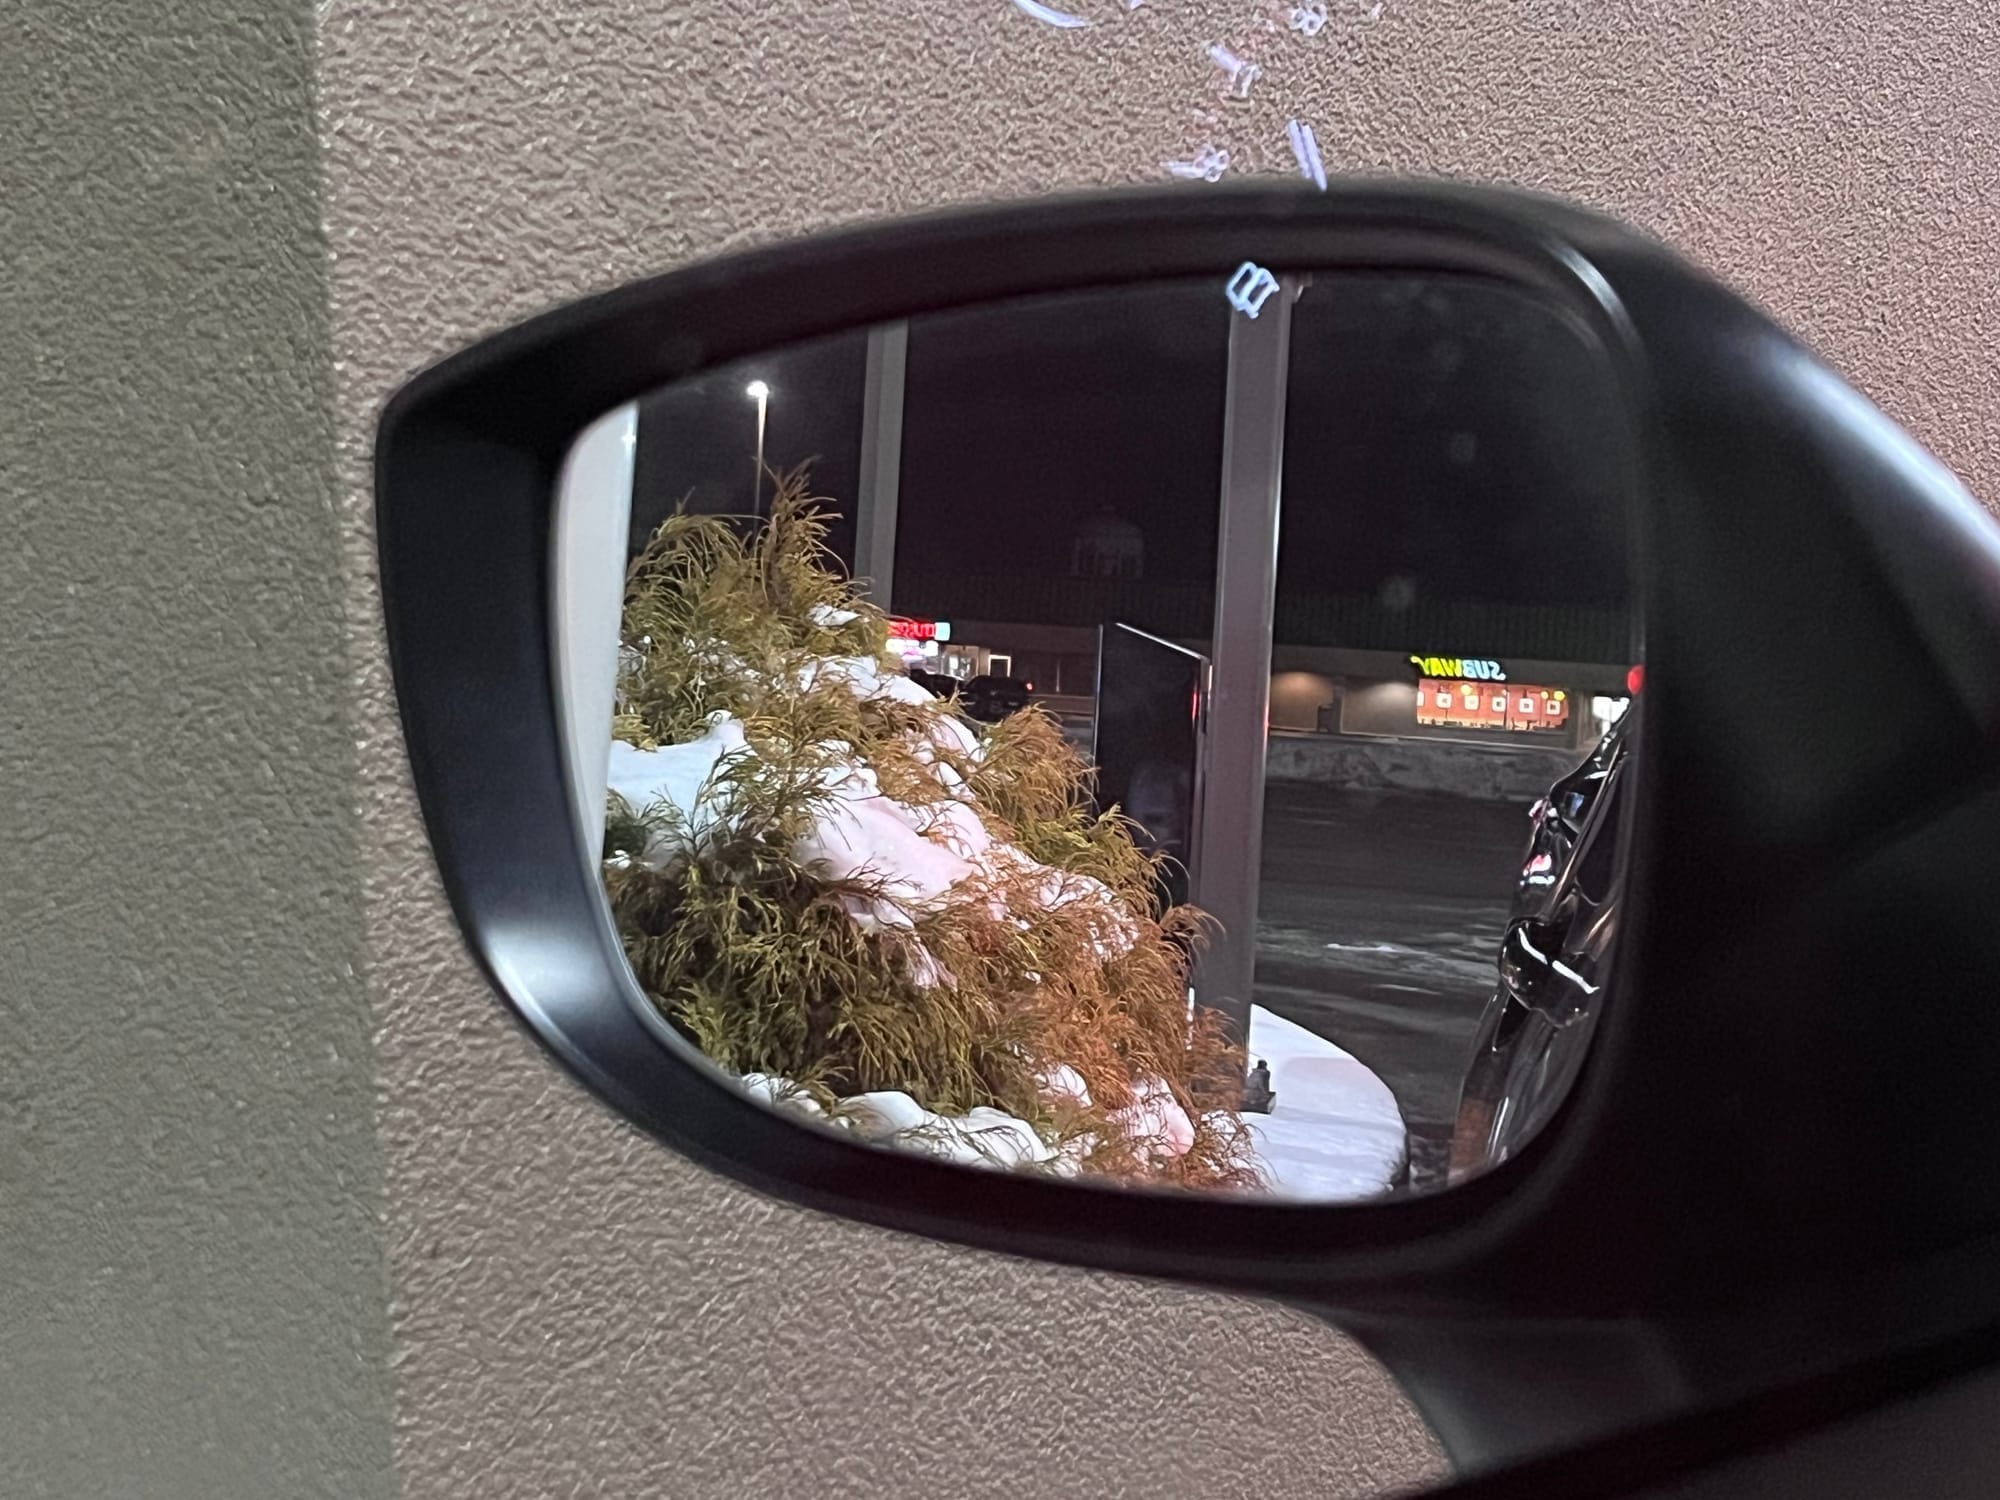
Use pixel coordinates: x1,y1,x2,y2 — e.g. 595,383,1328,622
742,1072,1059,1172
605,718,749,860
1240,1005,1407,1201
1108,1077,1197,1162
1035,1062,1093,1108
792,766,981,937
605,692,1127,959
801,652,939,709
608,709,1405,1200
613,654,1355,1186
741,1072,829,1118
740,1012,1404,1198
744,1054,1199,1174
840,1092,1055,1170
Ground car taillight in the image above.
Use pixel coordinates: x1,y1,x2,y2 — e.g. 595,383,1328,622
1024,682,1033,693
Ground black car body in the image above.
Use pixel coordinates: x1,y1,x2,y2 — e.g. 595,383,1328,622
906,667,961,700
959,673,1032,723
1450,706,1635,1184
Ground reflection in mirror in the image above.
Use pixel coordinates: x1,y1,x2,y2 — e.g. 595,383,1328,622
555,271,1639,1201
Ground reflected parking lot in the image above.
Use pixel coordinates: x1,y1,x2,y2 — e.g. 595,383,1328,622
1256,781,1524,1191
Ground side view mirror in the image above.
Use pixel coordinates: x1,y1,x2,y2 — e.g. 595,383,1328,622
375,183,2000,1482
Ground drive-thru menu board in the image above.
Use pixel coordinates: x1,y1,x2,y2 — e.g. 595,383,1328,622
1414,678,1570,733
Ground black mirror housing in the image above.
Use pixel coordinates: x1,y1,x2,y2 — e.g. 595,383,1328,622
375,181,2000,1475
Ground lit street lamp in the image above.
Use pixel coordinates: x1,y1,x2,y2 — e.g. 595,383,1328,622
745,379,770,515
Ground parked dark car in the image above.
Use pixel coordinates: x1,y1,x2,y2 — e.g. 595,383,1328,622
959,673,1033,723
906,667,961,700
1450,705,1635,1184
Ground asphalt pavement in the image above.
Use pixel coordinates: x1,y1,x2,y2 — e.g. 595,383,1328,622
1254,781,1530,1193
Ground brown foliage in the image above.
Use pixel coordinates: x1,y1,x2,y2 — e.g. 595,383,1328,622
604,471,1257,1189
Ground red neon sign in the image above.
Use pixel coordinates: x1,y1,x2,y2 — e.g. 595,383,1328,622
887,618,949,643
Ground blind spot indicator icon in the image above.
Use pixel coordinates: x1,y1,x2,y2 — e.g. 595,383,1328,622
1226,262,1282,319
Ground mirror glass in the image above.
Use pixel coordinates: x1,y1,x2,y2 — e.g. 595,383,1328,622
554,268,1639,1201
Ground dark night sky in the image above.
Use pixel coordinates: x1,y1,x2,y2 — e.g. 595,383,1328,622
632,332,867,563
897,282,1229,586
627,273,1633,615
1279,273,1631,609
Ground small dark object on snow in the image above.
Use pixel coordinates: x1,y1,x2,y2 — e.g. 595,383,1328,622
1243,1059,1275,1114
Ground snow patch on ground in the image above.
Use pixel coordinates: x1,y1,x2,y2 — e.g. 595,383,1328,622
1242,1005,1408,1200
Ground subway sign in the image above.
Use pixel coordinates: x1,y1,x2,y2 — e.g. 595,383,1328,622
1408,654,1507,682
888,618,951,643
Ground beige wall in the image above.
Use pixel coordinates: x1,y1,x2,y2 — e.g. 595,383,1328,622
3,4,399,1498
10,0,1998,1494
1272,671,1338,731
316,3,1450,1494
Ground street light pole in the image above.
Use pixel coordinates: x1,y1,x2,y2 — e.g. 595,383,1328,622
745,380,770,516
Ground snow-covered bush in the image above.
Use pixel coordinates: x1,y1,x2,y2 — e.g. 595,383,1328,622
603,473,1255,1188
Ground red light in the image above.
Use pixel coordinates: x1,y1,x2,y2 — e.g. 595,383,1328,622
1024,682,1034,693
887,618,939,642
1626,664,1645,696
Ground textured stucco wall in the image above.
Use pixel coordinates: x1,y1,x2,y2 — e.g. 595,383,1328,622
2,4,398,1497
315,2,1998,1498
12,0,1998,1494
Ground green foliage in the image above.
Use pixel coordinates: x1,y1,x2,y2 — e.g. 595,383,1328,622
604,469,1256,1189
